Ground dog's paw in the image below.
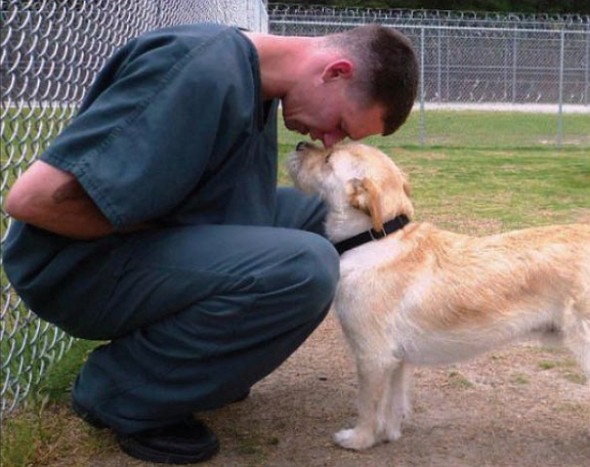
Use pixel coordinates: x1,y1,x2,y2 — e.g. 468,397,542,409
382,426,402,442
333,428,376,450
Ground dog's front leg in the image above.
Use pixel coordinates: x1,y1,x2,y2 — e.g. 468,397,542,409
334,357,401,450
381,361,412,442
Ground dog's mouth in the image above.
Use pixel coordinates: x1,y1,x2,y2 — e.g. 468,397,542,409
286,142,326,195
295,141,320,152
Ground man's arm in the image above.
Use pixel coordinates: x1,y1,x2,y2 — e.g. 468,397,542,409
5,161,120,239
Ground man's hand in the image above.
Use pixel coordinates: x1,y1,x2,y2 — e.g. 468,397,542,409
4,161,117,239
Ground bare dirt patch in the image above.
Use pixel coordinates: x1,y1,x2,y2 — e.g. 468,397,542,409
57,312,589,467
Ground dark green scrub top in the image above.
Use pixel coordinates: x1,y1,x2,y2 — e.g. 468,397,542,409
42,22,278,228
3,23,278,317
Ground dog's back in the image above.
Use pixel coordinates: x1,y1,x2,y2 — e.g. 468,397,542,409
338,222,590,368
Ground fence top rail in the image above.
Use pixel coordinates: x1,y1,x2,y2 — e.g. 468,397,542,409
270,18,590,36
268,4,590,30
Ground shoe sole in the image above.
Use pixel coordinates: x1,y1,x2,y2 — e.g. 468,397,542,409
72,396,220,463
117,433,220,464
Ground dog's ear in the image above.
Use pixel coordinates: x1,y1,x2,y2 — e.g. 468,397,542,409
346,177,384,232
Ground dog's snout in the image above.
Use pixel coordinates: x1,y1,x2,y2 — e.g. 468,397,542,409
296,141,313,151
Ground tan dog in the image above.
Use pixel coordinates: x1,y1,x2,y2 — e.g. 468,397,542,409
287,141,590,451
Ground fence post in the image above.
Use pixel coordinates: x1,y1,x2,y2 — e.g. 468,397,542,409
557,29,565,148
437,27,442,102
585,24,589,106
419,26,426,147
511,29,518,103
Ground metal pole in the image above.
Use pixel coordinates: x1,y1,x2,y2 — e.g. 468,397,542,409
419,27,426,147
437,27,442,102
585,25,589,107
557,29,565,148
512,29,518,104
445,32,450,101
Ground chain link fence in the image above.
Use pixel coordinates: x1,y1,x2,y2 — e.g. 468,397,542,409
1,0,268,416
270,4,589,147
269,4,589,30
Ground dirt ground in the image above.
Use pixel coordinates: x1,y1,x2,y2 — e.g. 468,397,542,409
60,310,589,467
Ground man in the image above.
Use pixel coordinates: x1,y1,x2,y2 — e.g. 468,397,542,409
3,23,418,464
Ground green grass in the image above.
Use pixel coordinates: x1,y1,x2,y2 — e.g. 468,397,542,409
538,360,559,370
381,110,590,149
1,109,589,466
448,370,474,389
512,374,530,385
0,340,100,467
388,147,588,230
281,145,589,228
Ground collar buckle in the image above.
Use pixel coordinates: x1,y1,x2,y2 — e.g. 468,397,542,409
334,214,410,255
369,228,386,241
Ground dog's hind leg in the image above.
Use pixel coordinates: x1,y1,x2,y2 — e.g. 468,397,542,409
562,299,590,379
562,298,590,438
334,356,402,450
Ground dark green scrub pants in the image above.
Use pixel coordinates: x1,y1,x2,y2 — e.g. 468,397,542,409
4,189,338,434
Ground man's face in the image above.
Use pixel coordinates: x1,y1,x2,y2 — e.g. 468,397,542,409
281,71,385,148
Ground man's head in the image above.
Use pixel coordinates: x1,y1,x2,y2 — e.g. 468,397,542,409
327,25,419,137
280,25,419,147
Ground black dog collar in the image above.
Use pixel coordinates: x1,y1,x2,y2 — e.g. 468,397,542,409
334,215,410,255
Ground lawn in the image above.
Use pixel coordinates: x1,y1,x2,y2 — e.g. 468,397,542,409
277,111,589,232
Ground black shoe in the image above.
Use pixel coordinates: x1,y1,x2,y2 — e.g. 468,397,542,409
231,389,250,403
117,418,219,464
71,396,219,464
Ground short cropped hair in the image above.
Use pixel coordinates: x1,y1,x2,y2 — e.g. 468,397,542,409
325,25,419,136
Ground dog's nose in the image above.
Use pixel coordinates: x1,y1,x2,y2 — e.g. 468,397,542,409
296,141,310,151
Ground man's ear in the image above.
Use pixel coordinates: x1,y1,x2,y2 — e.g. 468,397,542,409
346,177,384,232
321,59,354,82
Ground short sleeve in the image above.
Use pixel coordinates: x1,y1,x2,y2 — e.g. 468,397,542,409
40,25,258,228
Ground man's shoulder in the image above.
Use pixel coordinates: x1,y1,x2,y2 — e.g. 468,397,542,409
140,23,245,51
123,23,255,74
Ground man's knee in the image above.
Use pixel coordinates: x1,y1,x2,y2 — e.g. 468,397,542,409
268,232,339,316
302,234,339,304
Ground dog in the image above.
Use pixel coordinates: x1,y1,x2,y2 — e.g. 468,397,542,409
287,141,590,451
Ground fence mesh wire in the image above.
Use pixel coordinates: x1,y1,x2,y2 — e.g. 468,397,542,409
1,2,589,416
0,0,268,415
